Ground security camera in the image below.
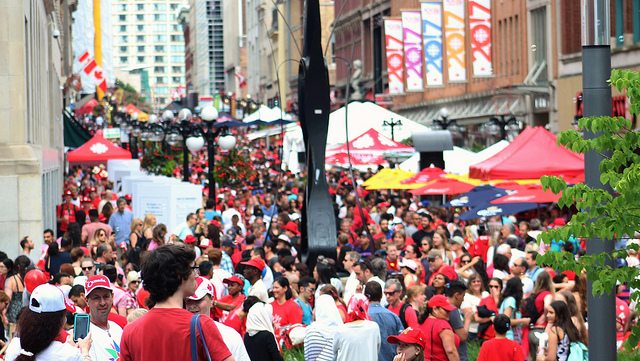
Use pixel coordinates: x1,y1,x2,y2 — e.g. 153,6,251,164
52,28,60,38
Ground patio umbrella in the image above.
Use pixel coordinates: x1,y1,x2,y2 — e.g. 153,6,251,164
362,168,414,189
490,184,562,204
458,202,539,221
442,185,512,208
398,166,447,188
409,177,476,195
326,152,379,166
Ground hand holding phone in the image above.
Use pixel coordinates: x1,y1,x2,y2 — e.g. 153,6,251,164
73,314,91,342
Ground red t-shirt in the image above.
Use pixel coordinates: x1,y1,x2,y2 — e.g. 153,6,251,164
270,299,303,341
477,338,526,361
419,317,460,361
428,265,457,285
222,310,245,336
478,296,499,339
120,308,231,361
387,303,420,330
57,204,79,231
214,294,246,322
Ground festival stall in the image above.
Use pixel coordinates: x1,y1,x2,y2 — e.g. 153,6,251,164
67,130,132,167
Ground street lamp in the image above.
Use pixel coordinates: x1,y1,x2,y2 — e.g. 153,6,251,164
483,115,521,140
126,112,141,159
431,108,464,138
382,118,403,141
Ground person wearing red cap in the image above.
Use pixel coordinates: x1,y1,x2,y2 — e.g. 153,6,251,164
387,327,428,361
84,275,124,361
5,284,90,361
214,275,247,332
242,258,268,303
281,222,300,246
120,244,232,361
57,190,80,237
419,295,460,361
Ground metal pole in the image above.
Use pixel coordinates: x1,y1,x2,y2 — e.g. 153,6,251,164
181,120,191,182
581,1,615,361
208,135,216,207
500,116,507,140
391,124,395,141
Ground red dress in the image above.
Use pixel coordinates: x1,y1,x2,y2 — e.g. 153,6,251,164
420,317,460,361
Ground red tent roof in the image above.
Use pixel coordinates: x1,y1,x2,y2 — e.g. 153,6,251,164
469,126,584,180
76,99,99,116
67,131,132,162
329,128,414,153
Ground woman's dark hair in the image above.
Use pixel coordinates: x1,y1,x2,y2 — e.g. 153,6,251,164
66,222,83,248
274,277,293,300
14,255,31,280
74,210,86,229
549,300,581,343
319,284,347,310
406,244,421,258
151,224,168,249
472,258,490,290
499,277,524,310
489,277,503,291
14,308,66,361
141,244,195,305
493,254,510,272
242,296,263,313
337,245,353,271
493,314,511,334
47,241,59,257
207,224,221,248
2,259,15,278
293,263,309,278
315,263,338,284
281,256,296,272
102,202,114,223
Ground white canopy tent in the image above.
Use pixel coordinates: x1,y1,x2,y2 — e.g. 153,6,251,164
327,101,431,146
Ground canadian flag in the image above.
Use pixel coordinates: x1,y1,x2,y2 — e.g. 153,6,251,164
235,71,247,89
77,51,108,92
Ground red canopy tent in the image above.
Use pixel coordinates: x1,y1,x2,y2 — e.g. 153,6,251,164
326,128,414,165
67,130,132,163
469,126,584,181
326,152,384,166
76,99,99,116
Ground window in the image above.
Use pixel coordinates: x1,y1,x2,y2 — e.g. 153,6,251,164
117,4,128,11
171,35,184,42
120,57,129,63
170,4,180,10
155,56,166,63
137,25,145,32
170,14,177,21
118,15,127,22
136,4,145,11
137,46,146,52
136,14,145,21
154,66,166,73
154,14,167,21
155,45,167,52
153,24,167,32
156,77,167,84
171,24,181,32
530,7,547,83
172,66,183,73
119,46,128,53
119,25,127,32
153,3,167,11
170,45,184,52
137,56,145,63
136,35,145,42
171,55,185,63
153,35,168,42
155,87,169,95
172,77,184,83
119,35,129,42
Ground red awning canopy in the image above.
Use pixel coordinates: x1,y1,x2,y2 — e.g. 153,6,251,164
76,99,99,116
328,128,414,154
469,126,584,181
67,131,132,162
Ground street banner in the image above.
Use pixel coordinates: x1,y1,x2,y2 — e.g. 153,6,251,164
443,0,467,82
384,19,405,94
469,0,492,77
402,11,424,91
421,2,444,86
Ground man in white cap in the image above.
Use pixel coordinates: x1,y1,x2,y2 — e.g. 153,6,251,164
186,276,250,361
85,275,123,361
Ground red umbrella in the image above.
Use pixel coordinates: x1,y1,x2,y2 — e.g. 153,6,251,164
400,166,446,185
410,177,476,195
490,185,561,204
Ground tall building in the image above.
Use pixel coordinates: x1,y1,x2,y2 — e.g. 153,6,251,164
112,0,188,111
0,0,72,257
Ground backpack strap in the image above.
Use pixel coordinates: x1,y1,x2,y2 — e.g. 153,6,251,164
190,314,212,361
399,302,411,329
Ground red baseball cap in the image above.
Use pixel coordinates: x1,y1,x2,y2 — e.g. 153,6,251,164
188,276,214,300
387,327,427,349
379,202,390,208
427,295,456,311
82,196,92,203
88,187,97,193
184,235,197,244
62,190,73,198
223,275,244,285
549,218,566,228
125,194,132,201
85,275,112,296
241,258,265,271
281,221,300,236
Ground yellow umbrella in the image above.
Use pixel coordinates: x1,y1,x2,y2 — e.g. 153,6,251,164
363,168,415,190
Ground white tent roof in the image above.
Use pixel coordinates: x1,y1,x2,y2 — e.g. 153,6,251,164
475,139,509,160
327,101,431,146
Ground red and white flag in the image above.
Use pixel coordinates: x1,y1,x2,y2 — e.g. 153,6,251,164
235,71,247,88
76,51,108,92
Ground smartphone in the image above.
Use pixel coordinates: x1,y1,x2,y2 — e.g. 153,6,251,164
73,314,90,342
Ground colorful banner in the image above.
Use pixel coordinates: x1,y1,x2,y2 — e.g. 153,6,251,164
384,19,405,94
443,0,466,82
421,2,444,86
402,11,424,91
469,0,492,76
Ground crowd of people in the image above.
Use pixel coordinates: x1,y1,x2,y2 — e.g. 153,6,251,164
0,161,637,361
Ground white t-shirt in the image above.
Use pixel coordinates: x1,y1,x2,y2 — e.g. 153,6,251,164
214,321,251,361
6,338,83,361
461,291,490,333
89,320,123,361
211,269,232,299
333,320,380,361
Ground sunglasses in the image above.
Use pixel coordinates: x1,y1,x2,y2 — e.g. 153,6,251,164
82,266,94,271
460,259,470,264
130,280,140,284
489,285,501,289
384,291,398,296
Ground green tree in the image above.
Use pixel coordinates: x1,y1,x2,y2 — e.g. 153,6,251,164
539,68,640,350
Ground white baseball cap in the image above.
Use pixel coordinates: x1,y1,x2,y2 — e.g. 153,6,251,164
29,284,76,313
188,276,214,301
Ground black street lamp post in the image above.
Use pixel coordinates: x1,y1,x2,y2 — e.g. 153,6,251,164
431,108,463,137
485,114,521,140
382,118,403,141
